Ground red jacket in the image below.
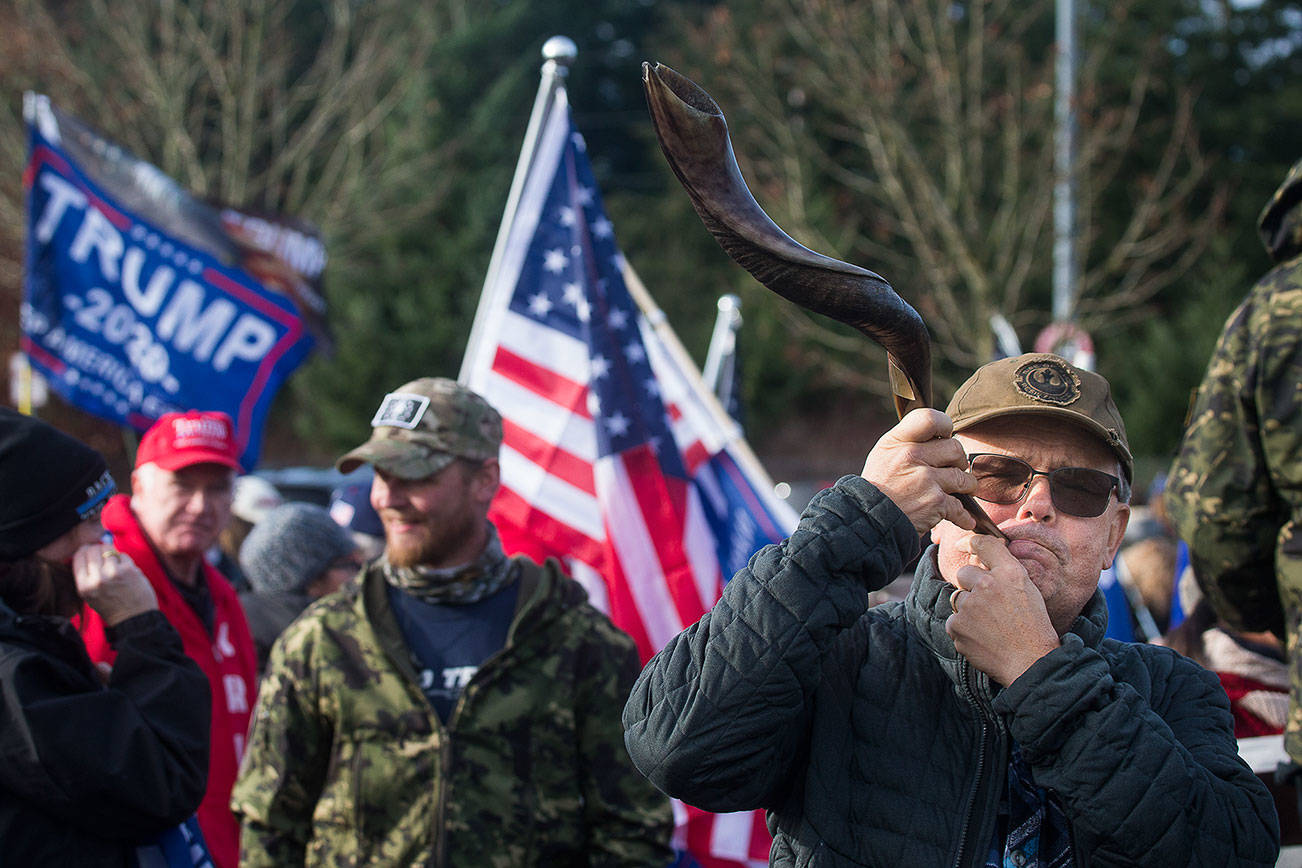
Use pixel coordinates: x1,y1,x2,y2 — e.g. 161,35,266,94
78,495,256,868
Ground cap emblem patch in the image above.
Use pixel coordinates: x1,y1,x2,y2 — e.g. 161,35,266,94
372,392,430,429
1014,359,1081,406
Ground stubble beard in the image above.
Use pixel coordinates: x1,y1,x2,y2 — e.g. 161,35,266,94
384,511,479,569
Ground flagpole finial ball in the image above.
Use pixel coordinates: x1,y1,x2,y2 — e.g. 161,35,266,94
542,36,577,66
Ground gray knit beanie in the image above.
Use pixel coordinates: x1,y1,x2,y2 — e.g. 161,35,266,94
240,502,358,594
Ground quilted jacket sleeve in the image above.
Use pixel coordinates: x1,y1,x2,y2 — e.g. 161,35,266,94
994,637,1281,866
622,476,919,812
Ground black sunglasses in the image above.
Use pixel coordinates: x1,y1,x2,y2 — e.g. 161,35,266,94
967,453,1125,518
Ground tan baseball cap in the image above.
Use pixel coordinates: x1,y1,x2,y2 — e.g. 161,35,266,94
945,353,1132,483
337,378,503,480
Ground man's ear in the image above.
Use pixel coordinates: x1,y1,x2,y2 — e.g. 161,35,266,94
129,466,147,507
1102,503,1131,570
472,458,501,504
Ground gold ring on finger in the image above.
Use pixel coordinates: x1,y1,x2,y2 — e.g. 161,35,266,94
949,587,963,614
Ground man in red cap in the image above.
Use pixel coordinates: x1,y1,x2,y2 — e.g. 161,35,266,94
78,410,257,868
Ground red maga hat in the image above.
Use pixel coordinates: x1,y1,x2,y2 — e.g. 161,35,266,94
136,411,242,473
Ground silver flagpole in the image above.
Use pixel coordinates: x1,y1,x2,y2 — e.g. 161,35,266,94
459,35,577,383
702,293,742,395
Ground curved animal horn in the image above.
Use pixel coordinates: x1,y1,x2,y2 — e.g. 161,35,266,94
643,62,1004,538
643,61,930,417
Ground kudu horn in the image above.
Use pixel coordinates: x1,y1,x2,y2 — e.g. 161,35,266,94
642,62,1003,538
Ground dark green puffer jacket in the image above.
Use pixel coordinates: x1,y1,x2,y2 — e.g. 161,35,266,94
623,475,1280,867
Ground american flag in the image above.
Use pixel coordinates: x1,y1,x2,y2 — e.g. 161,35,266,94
461,83,791,868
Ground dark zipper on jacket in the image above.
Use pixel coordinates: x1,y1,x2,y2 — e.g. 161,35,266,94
430,603,529,868
432,733,451,868
396,560,557,868
953,658,996,868
1067,798,1086,868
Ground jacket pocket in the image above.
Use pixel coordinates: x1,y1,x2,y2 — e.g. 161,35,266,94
311,723,439,865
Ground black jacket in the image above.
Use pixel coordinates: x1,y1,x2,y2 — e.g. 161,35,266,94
0,600,210,866
624,476,1280,866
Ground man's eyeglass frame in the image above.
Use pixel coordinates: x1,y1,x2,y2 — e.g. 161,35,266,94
965,453,1129,519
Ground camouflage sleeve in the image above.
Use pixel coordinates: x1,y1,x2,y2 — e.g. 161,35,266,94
576,618,675,867
1166,275,1302,638
230,619,332,867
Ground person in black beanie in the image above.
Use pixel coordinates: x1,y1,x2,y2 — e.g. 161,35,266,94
0,407,211,865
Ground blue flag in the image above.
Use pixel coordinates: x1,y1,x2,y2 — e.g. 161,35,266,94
1099,565,1137,642
22,94,324,469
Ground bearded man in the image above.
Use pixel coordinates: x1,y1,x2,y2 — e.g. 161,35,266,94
232,377,672,867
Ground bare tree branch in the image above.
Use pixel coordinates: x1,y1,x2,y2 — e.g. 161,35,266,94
669,0,1223,396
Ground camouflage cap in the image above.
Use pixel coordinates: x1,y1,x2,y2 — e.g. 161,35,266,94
945,353,1133,483
336,378,503,480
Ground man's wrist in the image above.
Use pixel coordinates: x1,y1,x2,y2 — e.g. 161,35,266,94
998,637,1062,687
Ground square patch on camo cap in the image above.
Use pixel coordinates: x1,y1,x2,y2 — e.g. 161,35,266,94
372,393,431,430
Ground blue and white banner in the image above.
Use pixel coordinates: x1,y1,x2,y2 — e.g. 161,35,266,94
21,94,324,469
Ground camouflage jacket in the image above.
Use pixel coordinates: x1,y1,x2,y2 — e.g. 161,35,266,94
231,557,673,867
1166,159,1302,753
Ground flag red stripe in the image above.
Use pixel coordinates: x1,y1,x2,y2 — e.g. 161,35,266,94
619,447,711,630
492,487,658,659
683,439,710,475
491,485,604,567
596,534,659,662
501,418,595,496
20,335,66,375
685,810,737,868
491,345,591,420
749,810,770,860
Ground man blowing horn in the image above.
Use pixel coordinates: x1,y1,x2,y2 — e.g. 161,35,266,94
624,64,1280,867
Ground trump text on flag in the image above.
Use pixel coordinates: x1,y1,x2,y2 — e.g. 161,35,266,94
22,94,317,469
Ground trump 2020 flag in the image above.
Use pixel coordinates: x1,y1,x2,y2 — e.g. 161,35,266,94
461,77,793,868
22,94,324,469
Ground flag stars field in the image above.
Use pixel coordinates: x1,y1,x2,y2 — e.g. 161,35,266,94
528,292,553,317
605,412,630,436
544,248,569,272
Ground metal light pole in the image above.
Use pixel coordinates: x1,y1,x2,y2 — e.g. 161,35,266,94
1053,0,1077,325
